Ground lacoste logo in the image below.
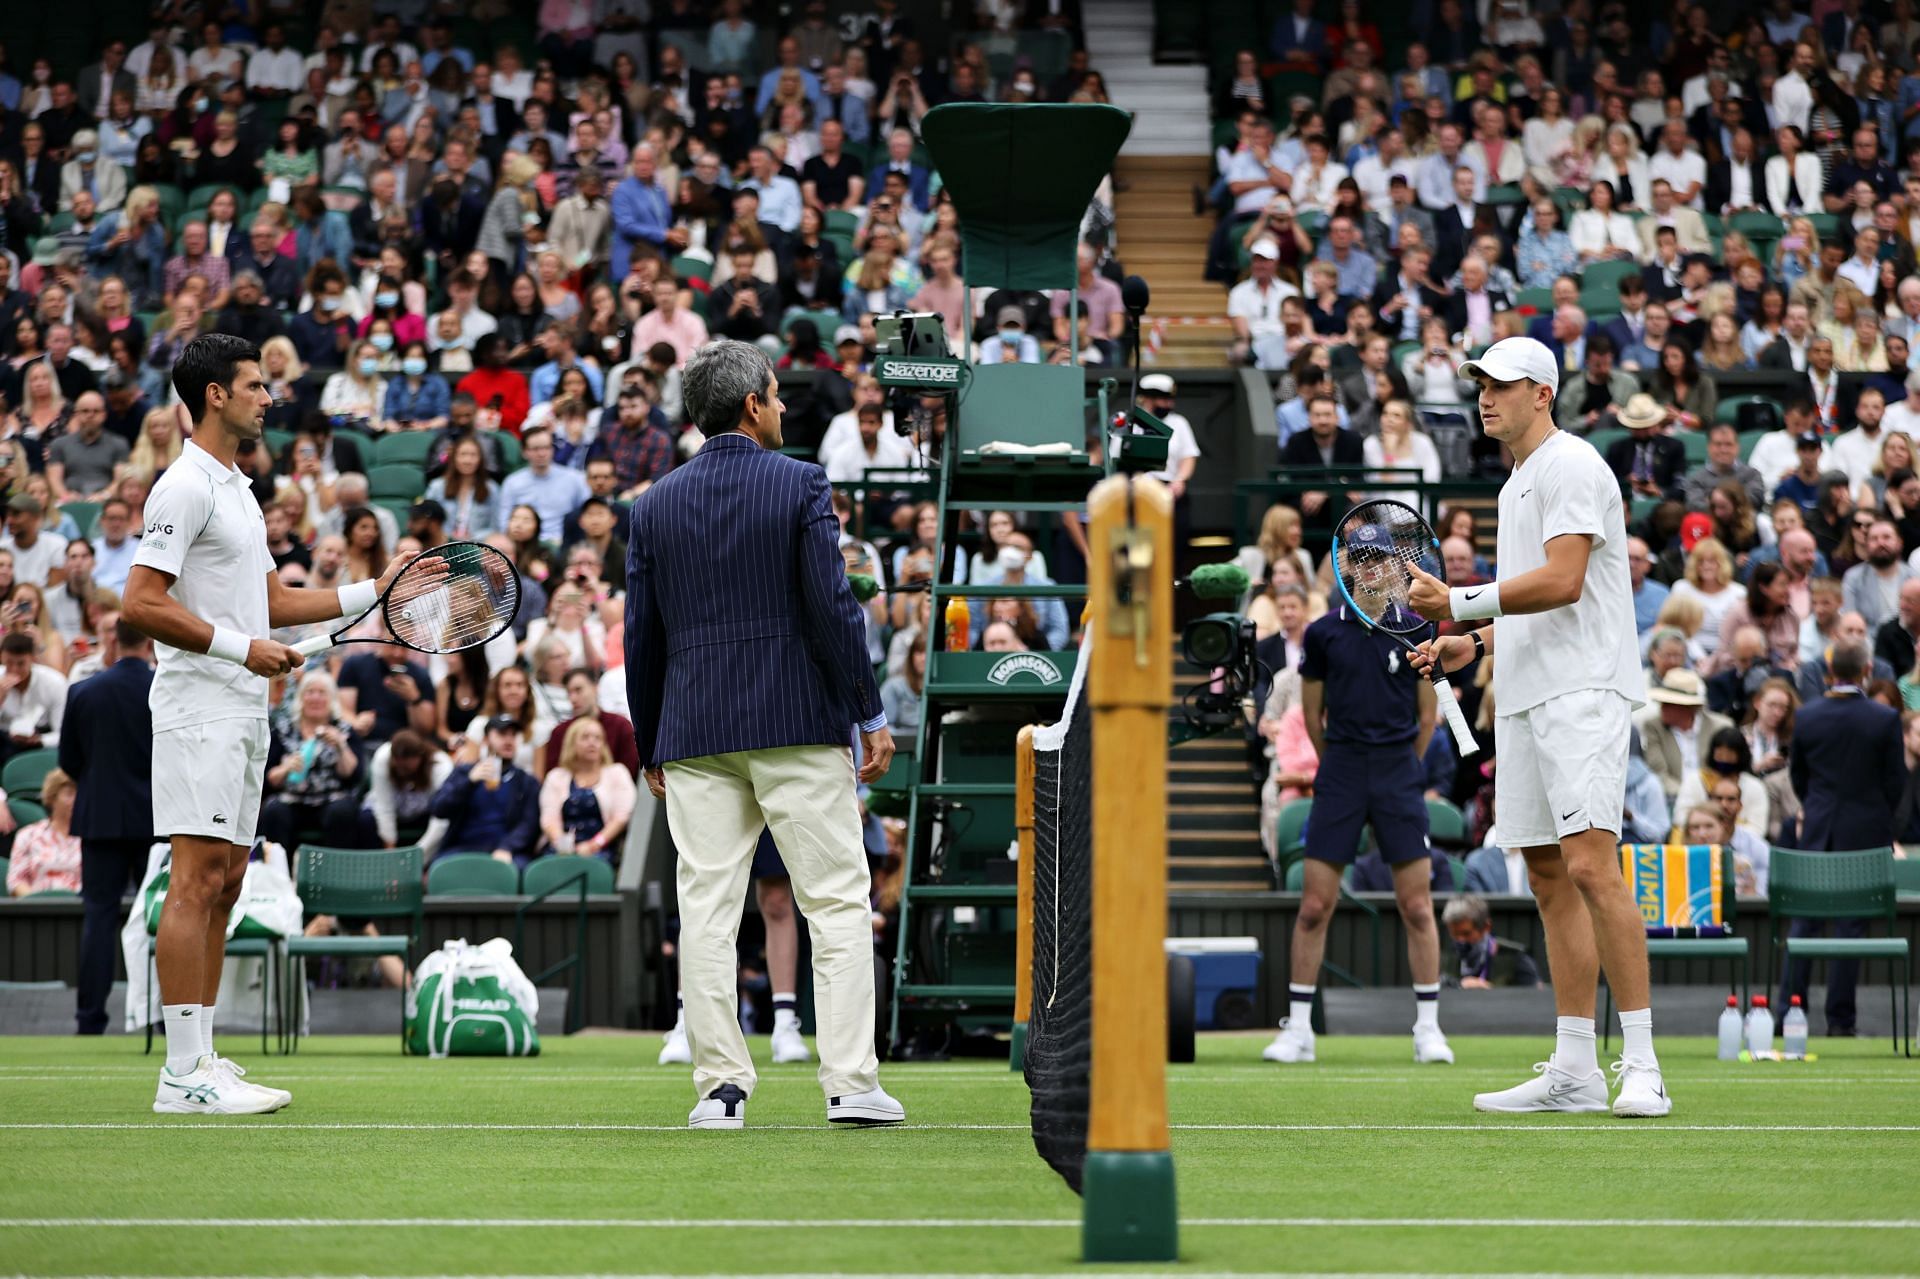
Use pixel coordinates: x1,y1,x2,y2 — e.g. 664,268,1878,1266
212,814,228,825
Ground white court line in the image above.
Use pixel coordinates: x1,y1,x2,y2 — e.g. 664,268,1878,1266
5,1216,1919,1231
16,1273,1917,1279
1,1121,1915,1134
0,1072,1914,1088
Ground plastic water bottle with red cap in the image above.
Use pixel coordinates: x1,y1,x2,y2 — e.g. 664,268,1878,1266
1717,994,1743,1061
1783,996,1809,1060
1746,994,1774,1057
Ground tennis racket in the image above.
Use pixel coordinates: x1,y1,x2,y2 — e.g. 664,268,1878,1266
1328,498,1480,753
292,541,521,658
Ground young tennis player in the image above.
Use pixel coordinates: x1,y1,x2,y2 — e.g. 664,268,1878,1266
1406,336,1670,1118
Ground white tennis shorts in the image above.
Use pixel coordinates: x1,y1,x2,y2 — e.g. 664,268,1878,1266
152,718,270,846
1493,688,1631,849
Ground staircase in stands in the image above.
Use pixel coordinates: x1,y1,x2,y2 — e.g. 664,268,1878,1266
1087,0,1229,369
1166,648,1272,893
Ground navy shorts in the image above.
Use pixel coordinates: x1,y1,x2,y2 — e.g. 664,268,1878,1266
1302,741,1431,867
751,828,788,879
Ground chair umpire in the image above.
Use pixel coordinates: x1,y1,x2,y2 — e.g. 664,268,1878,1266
58,621,156,1034
624,338,904,1128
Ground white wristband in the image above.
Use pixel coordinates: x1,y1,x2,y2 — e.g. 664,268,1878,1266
338,578,379,619
1450,583,1503,622
207,626,253,665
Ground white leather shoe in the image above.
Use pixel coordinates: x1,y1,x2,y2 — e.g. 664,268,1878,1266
827,1085,905,1126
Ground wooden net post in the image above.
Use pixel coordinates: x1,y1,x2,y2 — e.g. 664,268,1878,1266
1011,724,1037,1072
1081,475,1177,1263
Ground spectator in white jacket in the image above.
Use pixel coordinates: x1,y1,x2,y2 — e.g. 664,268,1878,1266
360,729,451,854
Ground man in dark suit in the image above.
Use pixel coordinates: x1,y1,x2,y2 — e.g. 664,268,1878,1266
1279,391,1364,527
865,127,931,211
58,620,154,1034
1779,642,1907,1035
1705,130,1766,216
75,41,136,120
1430,165,1496,281
625,337,903,1131
1440,255,1509,342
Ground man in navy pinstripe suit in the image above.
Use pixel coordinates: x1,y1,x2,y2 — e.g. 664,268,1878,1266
625,338,906,1131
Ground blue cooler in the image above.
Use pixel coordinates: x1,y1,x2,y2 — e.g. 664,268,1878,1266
1166,937,1263,1030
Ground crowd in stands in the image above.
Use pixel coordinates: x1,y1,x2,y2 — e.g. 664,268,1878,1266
0,0,1133,911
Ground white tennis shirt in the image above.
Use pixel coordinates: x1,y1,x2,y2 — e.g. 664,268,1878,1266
132,440,275,732
1491,429,1646,716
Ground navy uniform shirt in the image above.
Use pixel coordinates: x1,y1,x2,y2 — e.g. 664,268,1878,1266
1299,604,1424,748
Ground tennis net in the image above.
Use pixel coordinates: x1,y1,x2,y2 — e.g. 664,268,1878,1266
1025,640,1092,1193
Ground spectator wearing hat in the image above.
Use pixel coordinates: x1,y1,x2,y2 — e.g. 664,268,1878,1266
1773,434,1835,513
431,713,542,867
1633,668,1735,801
1779,640,1907,1035
1228,238,1300,367
978,306,1042,365
58,130,126,215
1601,392,1688,500
1131,373,1202,507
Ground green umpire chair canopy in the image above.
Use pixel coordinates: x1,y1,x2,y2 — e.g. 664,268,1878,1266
920,102,1132,292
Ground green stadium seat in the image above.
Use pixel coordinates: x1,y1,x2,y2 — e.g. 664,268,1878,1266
494,431,523,472
1426,797,1468,849
425,852,520,896
1769,846,1910,1055
1629,494,1662,525
669,253,712,284
263,428,293,457
285,845,423,1053
368,463,425,500
1716,394,1779,430
1284,858,1306,891
1729,210,1784,239
372,433,435,468
6,798,46,828
186,185,238,214
373,498,415,526
152,185,186,224
60,500,101,539
2,749,58,798
1513,287,1556,313
1580,259,1642,295
1445,855,1468,889
1585,427,1628,458
1894,858,1920,899
1678,430,1710,465
521,855,615,897
1274,797,1312,868
0,855,7,885
780,307,841,340
823,209,860,237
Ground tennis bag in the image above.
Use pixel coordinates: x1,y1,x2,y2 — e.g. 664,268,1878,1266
405,938,541,1057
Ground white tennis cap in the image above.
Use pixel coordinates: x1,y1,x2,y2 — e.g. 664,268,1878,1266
1458,337,1559,397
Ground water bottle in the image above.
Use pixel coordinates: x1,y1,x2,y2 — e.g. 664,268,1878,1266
1783,996,1809,1060
1745,994,1773,1057
1717,995,1743,1061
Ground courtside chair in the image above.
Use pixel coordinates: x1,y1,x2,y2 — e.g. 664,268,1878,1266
1767,846,1911,1056
1894,859,1920,900
285,844,423,1053
1604,845,1748,1052
143,906,282,1058
425,851,519,896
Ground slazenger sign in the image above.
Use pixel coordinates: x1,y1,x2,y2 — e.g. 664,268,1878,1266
986,654,1063,686
880,360,962,385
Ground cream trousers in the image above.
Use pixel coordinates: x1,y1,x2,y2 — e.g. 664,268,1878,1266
664,743,880,1102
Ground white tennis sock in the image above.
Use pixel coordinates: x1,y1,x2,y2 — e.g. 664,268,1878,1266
202,1005,217,1060
162,1004,204,1075
772,993,798,1029
1554,1015,1598,1076
1413,983,1440,1029
1618,1007,1656,1065
1287,984,1315,1033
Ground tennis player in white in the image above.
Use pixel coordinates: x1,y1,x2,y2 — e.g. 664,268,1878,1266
1406,336,1670,1119
124,334,419,1115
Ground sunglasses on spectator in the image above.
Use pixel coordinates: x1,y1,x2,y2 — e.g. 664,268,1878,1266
1855,517,1877,528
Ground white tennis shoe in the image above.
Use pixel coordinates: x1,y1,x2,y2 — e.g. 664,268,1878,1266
1412,1023,1455,1064
211,1056,292,1108
153,1056,287,1115
689,1083,748,1129
827,1085,905,1125
658,1022,692,1065
1610,1057,1673,1118
1472,1056,1609,1113
1261,1019,1315,1063
770,1019,813,1064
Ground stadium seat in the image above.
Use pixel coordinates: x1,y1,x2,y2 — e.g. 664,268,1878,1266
425,852,520,896
1717,394,1780,432
2,750,58,798
1425,797,1468,849
669,253,712,284
1283,859,1305,891
263,428,293,457
1513,287,1556,313
1274,797,1312,871
368,463,425,501
1729,210,1785,239
373,498,414,527
495,432,524,472
0,855,8,885
1580,259,1642,295
823,209,860,237
1768,846,1910,1055
371,433,435,468
1895,858,1920,899
7,798,46,828
1444,855,1468,889
1678,431,1710,465
1585,427,1628,458
187,184,239,212
522,855,615,896
1629,494,1662,525
60,501,101,539
285,845,424,1053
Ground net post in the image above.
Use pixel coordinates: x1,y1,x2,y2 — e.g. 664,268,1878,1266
1082,475,1177,1264
1012,723,1037,1072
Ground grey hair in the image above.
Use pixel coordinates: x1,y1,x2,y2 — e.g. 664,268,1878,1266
682,338,773,436
335,472,370,499
1441,892,1490,929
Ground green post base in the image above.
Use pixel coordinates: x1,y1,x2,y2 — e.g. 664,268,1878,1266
1081,1150,1178,1263
1008,1020,1027,1071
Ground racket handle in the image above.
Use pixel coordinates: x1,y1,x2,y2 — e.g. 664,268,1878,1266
1432,675,1478,754
293,633,336,658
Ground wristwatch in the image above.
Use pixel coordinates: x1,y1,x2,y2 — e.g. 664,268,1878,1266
1469,631,1486,663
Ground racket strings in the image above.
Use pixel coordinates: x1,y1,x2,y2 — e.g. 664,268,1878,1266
384,544,520,654
1335,501,1439,636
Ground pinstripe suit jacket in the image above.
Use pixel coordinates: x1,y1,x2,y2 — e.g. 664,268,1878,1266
624,431,883,767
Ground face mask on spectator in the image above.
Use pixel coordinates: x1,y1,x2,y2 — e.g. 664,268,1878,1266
357,356,380,376
1707,758,1742,777
194,97,210,113
375,290,399,308
76,151,95,165
370,333,395,352
997,545,1027,572
401,356,427,376
999,326,1021,343
1453,935,1490,970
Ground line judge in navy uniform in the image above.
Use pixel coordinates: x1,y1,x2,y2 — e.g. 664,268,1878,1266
625,337,904,1129
1264,523,1453,1065
1777,640,1907,1034
57,620,156,1034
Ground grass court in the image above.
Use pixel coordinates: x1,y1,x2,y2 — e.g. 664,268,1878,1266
1,1033,1914,1277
